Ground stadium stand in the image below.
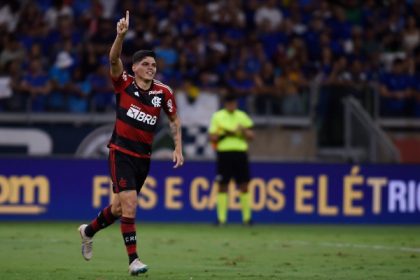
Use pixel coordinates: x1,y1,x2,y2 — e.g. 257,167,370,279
0,0,419,162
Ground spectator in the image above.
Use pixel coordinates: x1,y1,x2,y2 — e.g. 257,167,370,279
155,33,178,72
227,68,254,111
15,2,48,53
67,66,91,113
20,58,52,112
80,41,100,78
278,61,307,116
27,43,48,67
362,27,382,58
0,60,23,111
88,57,114,112
207,30,227,55
46,14,83,56
0,0,417,120
154,57,172,84
328,5,352,41
0,0,20,32
90,18,115,58
257,15,288,60
378,58,412,117
253,61,281,115
347,59,371,91
254,0,283,31
0,62,13,110
230,45,261,75
172,52,199,86
99,0,118,19
325,56,351,85
43,0,73,30
48,50,74,111
0,33,25,68
286,2,307,36
402,15,420,54
305,15,324,62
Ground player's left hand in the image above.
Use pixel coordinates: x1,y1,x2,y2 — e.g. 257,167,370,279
173,149,184,168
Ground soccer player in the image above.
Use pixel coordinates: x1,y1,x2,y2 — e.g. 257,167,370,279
78,11,184,276
209,93,254,226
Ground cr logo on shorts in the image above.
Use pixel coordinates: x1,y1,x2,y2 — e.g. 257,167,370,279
119,178,127,188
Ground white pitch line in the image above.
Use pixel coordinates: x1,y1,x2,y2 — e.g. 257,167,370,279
288,240,420,253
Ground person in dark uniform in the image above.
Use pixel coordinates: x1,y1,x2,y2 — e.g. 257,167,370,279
78,11,184,276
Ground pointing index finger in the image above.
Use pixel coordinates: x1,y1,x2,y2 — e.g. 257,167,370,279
125,10,129,24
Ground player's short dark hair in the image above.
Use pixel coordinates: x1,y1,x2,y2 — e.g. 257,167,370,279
223,93,238,103
132,50,156,64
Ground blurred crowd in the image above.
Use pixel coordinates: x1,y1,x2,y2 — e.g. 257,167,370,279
0,0,419,117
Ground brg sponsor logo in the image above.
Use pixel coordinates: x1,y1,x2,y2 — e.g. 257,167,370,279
127,104,157,125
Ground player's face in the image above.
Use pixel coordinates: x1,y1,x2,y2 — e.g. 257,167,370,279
225,100,237,112
132,57,157,81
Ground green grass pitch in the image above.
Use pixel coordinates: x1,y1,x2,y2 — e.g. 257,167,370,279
0,222,419,279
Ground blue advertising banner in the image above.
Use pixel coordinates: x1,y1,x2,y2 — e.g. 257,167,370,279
0,158,419,223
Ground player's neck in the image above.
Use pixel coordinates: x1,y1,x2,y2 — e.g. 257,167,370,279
135,77,153,91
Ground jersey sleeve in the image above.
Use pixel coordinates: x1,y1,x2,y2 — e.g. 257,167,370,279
110,70,132,94
241,112,254,128
162,86,177,117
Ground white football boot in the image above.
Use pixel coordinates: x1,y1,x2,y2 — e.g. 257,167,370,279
128,258,148,275
78,224,93,261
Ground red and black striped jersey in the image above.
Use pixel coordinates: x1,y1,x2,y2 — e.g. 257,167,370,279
108,70,177,158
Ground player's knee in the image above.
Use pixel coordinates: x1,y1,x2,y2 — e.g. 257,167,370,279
111,204,122,216
119,191,138,217
121,207,136,218
122,201,137,217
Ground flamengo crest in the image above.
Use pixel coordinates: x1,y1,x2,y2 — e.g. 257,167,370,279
151,96,161,107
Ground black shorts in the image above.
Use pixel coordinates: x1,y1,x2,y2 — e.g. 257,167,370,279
108,148,151,193
216,151,250,185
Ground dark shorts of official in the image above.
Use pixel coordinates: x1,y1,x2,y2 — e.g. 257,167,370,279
108,148,151,193
216,151,250,185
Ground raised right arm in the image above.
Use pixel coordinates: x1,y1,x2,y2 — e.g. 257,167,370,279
109,10,129,78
